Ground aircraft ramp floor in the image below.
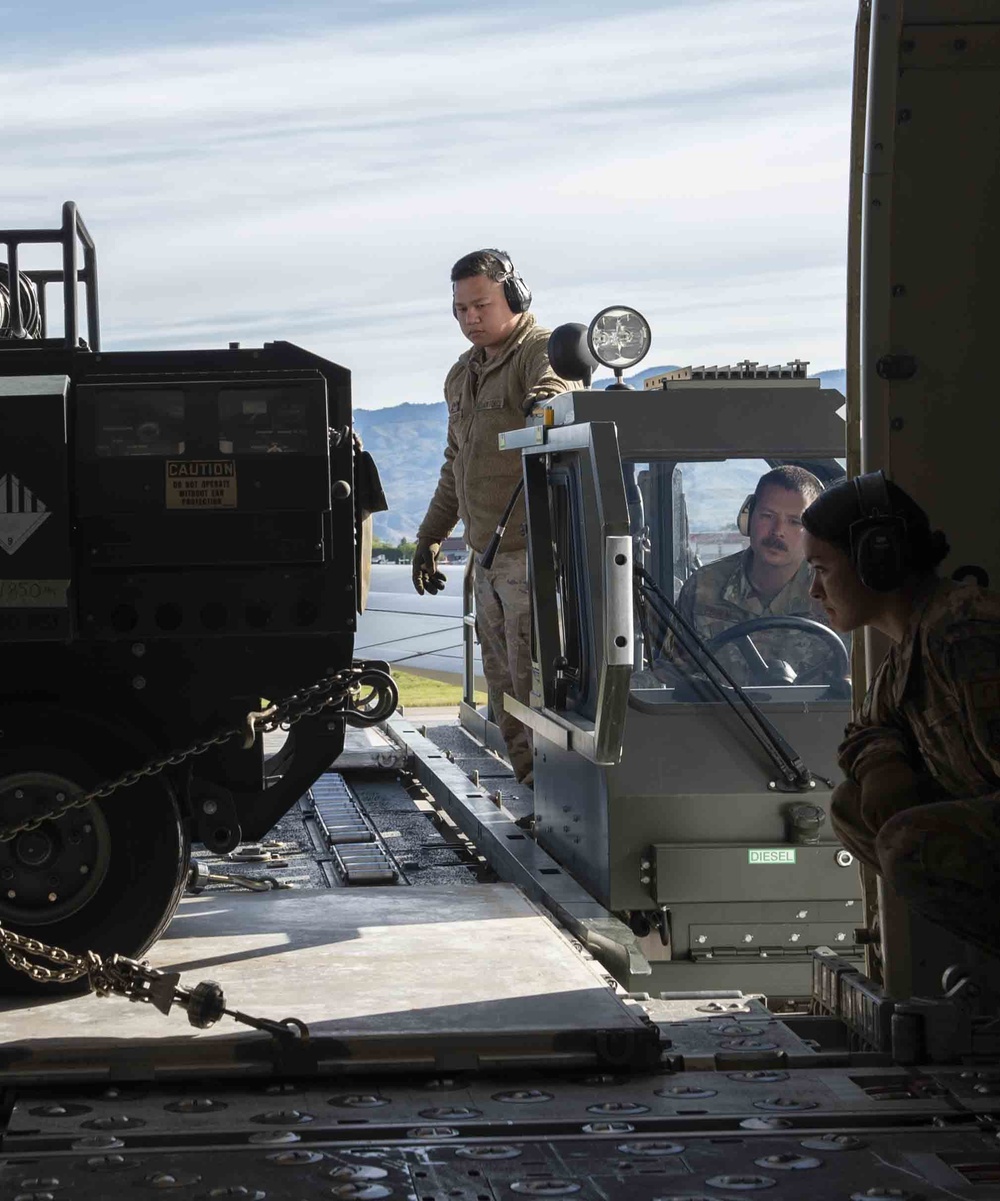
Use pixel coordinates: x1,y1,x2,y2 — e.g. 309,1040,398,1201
0,885,657,1084
2,884,1000,1199
2,720,1000,1197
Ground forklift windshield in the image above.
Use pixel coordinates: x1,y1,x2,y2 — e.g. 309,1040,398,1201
627,458,851,702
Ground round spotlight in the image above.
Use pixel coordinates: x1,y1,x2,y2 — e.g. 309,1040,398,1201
587,306,651,371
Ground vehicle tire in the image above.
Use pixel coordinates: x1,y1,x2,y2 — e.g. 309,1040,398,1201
0,705,190,995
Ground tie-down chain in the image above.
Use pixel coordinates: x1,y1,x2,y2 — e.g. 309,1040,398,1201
0,922,307,1038
0,662,396,988
0,663,397,845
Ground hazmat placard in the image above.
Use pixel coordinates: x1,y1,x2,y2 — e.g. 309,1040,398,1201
748,848,796,865
166,460,237,509
0,473,51,554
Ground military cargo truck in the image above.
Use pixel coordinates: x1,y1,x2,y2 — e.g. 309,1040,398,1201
0,203,395,981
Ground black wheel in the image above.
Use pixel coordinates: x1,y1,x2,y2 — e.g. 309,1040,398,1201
0,705,190,994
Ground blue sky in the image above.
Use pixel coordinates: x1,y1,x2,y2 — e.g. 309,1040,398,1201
7,0,858,409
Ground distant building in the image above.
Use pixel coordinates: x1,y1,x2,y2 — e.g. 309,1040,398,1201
690,530,749,565
440,536,468,564
644,361,811,389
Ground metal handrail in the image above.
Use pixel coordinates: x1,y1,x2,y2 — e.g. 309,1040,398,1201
462,556,477,709
1,201,100,350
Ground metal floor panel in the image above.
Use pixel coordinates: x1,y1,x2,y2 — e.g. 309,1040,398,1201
3,1078,999,1200
4,1066,973,1133
0,886,654,1082
386,717,648,986
425,720,534,820
648,1015,819,1061
333,723,407,771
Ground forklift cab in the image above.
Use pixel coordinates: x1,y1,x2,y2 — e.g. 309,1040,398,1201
501,344,860,1000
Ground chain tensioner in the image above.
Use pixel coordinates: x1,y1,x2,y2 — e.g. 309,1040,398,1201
0,920,307,1036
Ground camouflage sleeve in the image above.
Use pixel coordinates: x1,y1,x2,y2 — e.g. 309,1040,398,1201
837,656,917,781
415,376,461,545
517,335,580,410
942,621,1000,779
837,723,916,782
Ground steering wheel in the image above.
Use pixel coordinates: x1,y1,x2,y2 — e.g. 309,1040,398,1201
705,615,849,688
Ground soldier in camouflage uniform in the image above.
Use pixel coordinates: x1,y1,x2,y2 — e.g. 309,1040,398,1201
803,474,1000,957
662,465,845,685
413,250,580,785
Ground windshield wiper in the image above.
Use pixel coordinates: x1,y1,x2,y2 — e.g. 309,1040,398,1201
634,566,814,792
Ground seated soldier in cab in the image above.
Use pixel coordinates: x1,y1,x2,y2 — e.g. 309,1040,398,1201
661,465,847,688
802,472,1000,958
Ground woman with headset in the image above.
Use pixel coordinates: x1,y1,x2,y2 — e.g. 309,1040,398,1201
801,472,1000,958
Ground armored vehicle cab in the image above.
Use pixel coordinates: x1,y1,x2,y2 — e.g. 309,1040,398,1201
497,317,858,1001
0,204,393,985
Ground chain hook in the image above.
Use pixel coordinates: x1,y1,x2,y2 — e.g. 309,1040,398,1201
243,704,278,750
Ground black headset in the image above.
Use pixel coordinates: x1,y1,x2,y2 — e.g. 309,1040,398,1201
737,494,755,536
850,470,909,591
453,249,532,316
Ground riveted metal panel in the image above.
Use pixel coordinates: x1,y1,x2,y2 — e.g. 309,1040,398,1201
652,845,860,906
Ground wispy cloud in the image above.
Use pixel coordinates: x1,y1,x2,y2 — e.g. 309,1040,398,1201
6,0,857,406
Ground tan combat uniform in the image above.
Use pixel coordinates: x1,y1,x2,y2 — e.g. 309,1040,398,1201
834,576,1000,956
662,550,843,684
417,313,580,782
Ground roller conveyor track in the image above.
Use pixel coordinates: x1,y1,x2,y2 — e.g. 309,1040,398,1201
190,725,484,892
308,772,401,886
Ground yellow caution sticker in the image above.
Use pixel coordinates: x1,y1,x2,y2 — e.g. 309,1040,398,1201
0,579,70,608
166,460,237,509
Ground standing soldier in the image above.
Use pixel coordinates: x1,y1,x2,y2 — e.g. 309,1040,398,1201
412,250,580,786
802,471,1000,956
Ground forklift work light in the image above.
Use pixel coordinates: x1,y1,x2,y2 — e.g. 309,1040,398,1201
587,306,651,371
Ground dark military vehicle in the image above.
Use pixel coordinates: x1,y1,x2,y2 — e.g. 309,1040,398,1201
0,203,393,980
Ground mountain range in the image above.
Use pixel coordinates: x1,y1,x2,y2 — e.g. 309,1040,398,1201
356,367,847,544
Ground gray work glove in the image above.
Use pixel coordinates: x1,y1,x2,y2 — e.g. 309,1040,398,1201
412,538,447,596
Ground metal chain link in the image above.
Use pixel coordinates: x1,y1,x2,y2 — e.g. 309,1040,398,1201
0,664,396,985
0,666,370,846
0,924,90,984
0,923,305,1040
